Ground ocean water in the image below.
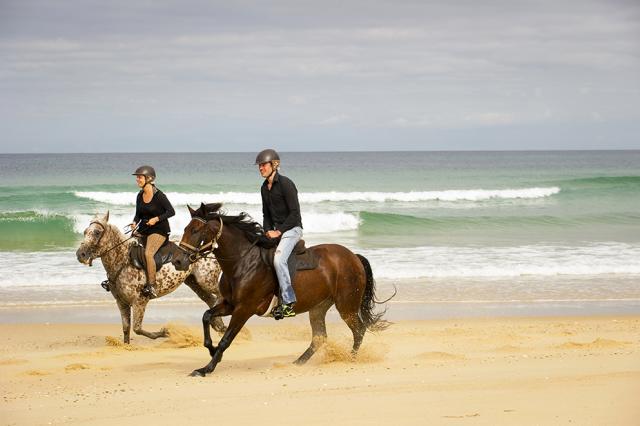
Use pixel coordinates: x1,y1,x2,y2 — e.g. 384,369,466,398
1,151,639,315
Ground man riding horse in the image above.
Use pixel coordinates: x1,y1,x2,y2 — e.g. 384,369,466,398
256,149,303,319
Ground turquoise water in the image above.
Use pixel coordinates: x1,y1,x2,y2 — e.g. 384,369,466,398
1,151,639,309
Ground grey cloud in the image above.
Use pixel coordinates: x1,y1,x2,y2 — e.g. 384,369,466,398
1,0,639,152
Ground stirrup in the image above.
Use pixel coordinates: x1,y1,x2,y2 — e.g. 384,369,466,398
271,305,284,321
141,283,157,299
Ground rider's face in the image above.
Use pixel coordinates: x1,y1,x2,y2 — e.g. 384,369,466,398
258,162,273,178
135,174,146,188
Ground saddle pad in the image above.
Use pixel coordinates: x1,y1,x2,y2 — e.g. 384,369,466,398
129,240,180,271
260,240,318,271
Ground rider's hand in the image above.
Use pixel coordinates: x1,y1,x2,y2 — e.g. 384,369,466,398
147,217,159,226
266,230,281,239
129,222,137,231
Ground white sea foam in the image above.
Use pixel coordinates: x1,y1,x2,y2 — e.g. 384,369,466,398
74,191,261,206
71,210,360,235
74,187,560,206
300,187,561,202
2,243,639,290
360,243,640,279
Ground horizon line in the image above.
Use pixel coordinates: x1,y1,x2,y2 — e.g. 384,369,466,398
2,148,639,155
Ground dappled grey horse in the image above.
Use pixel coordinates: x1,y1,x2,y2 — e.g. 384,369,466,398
76,212,225,343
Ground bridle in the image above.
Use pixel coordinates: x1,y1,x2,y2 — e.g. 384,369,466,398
84,220,135,292
179,217,224,263
86,221,135,263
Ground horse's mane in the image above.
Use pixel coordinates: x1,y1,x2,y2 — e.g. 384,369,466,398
194,203,277,248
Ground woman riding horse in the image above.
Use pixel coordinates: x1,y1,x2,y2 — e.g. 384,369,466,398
129,165,175,299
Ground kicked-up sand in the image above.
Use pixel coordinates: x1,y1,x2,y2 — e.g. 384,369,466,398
1,315,639,425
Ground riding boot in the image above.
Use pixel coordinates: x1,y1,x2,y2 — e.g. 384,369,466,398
281,303,296,318
141,283,157,298
271,302,295,320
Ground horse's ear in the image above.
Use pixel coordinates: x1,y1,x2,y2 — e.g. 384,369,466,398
188,205,196,217
103,211,110,222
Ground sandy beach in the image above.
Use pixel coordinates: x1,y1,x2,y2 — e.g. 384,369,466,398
1,314,638,425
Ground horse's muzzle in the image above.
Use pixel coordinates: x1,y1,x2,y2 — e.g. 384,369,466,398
76,247,92,266
171,249,192,271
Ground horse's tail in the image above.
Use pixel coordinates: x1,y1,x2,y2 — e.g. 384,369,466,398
356,254,394,332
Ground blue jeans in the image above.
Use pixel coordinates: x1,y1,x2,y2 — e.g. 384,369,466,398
273,226,303,305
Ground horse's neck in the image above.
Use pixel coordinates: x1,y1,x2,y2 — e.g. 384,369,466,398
216,226,257,275
99,225,130,273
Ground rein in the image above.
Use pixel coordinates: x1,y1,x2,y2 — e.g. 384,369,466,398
179,216,263,263
86,221,134,292
88,221,135,262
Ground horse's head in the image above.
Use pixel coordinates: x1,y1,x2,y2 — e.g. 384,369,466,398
172,203,223,271
76,211,111,266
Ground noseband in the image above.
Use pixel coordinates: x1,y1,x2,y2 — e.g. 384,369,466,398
179,217,224,262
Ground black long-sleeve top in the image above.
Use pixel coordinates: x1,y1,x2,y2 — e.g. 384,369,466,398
261,172,303,233
133,187,175,236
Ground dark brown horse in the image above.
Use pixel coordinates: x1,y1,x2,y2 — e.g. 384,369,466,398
172,203,391,377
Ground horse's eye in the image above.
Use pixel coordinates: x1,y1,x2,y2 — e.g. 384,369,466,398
93,230,100,236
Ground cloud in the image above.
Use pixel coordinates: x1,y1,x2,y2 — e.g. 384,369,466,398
1,0,639,152
465,113,515,126
287,95,308,105
389,117,435,128
320,114,351,125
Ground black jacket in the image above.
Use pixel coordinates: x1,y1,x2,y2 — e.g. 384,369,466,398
133,187,175,236
261,172,303,233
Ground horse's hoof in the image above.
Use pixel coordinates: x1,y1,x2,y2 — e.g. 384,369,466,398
190,369,206,377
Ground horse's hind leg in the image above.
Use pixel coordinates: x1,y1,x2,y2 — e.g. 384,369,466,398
344,313,367,357
116,299,131,344
336,299,367,357
185,275,226,333
131,299,169,339
294,299,333,365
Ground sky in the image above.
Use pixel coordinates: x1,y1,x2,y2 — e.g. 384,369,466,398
1,0,639,153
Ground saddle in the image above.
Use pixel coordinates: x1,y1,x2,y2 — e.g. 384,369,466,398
260,239,319,283
129,239,181,272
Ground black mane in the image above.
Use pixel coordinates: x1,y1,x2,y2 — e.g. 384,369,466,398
194,202,276,247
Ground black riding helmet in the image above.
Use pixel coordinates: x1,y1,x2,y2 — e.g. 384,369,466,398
255,149,280,165
132,165,156,179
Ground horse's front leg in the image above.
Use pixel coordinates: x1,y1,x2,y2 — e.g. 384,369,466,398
131,299,169,339
116,298,131,344
192,306,251,377
201,300,233,357
202,309,216,357
184,275,227,334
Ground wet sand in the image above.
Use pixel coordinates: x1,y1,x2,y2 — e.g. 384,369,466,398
1,315,639,425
